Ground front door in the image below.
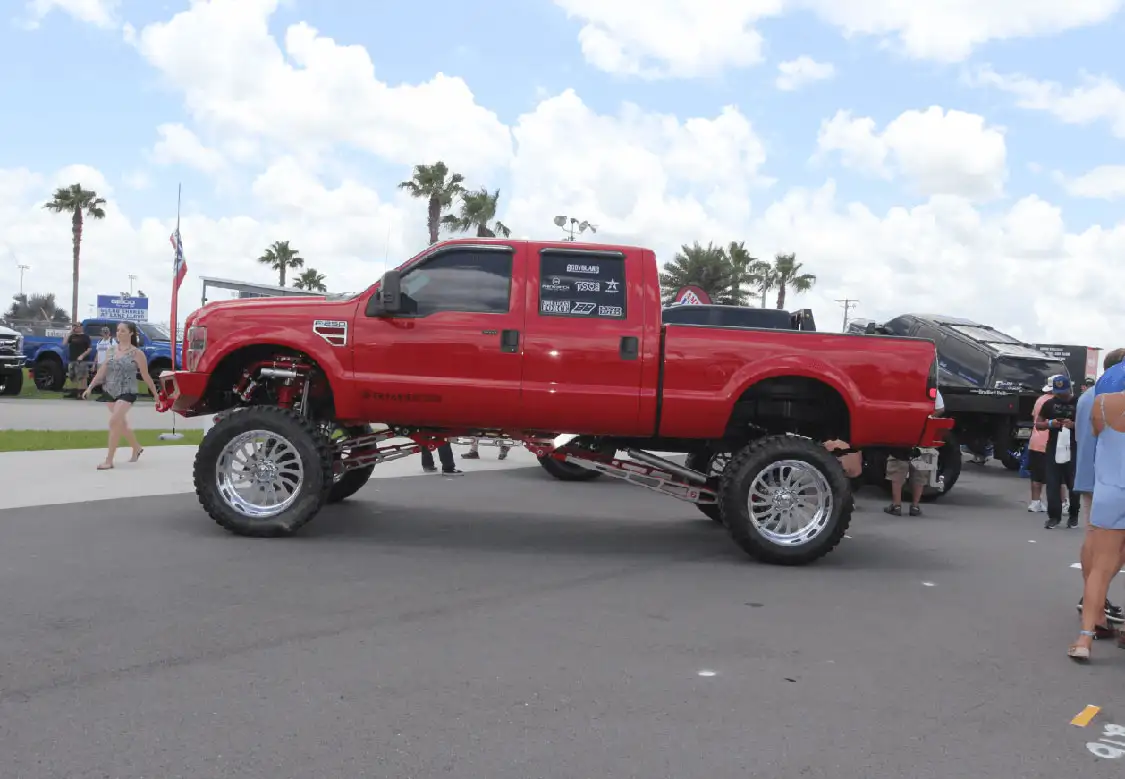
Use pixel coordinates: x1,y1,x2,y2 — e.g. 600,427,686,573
351,243,527,429
519,247,646,435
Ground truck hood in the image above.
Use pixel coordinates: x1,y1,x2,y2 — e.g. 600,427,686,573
200,296,329,314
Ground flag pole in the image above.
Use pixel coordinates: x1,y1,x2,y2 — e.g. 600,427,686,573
160,183,184,441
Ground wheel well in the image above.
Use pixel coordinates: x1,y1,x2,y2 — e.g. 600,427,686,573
204,344,336,418
35,352,62,365
726,376,851,442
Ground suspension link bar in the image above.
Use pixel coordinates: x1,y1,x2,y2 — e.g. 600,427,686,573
562,453,718,506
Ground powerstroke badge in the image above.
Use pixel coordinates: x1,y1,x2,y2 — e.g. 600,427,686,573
313,319,348,347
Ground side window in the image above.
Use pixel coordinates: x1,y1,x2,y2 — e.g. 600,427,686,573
399,249,513,316
662,306,710,325
539,252,626,319
937,334,989,387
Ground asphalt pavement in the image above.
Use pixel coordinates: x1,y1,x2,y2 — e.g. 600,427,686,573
2,457,1124,778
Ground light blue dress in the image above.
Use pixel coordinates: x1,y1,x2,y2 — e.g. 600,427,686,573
1090,394,1125,530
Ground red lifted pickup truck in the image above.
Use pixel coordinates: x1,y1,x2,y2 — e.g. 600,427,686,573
162,238,951,565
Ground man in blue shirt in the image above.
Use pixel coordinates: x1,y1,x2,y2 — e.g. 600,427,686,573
1075,348,1125,628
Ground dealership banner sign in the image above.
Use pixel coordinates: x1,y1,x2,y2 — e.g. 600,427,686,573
1033,343,1101,382
96,295,149,321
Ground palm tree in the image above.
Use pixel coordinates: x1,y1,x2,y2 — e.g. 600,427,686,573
770,252,817,309
5,292,70,324
398,161,465,245
294,268,327,292
42,183,107,322
659,242,738,305
724,241,775,307
257,240,304,287
442,187,511,238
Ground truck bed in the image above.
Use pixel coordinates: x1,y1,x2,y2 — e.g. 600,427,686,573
657,324,938,446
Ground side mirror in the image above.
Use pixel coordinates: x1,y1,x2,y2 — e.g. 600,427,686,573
366,270,402,316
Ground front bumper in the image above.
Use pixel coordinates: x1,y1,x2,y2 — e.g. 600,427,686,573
160,370,209,416
920,414,955,448
0,356,26,371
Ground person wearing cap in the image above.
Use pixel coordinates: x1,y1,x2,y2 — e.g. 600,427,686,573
1035,374,1080,529
1073,348,1125,632
1026,385,1056,513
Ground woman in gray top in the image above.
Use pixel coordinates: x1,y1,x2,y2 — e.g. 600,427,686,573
83,321,161,470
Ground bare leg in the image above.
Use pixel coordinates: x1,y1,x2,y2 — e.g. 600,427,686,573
1073,529,1125,656
120,406,142,459
910,477,924,508
105,402,129,466
1031,480,1042,501
890,475,904,505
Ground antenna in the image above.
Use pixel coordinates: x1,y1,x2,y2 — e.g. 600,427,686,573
836,298,859,331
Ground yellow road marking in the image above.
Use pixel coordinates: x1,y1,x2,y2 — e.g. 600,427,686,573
1072,705,1101,727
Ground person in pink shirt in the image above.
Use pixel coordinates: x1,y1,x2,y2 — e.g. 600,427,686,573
1027,387,1068,513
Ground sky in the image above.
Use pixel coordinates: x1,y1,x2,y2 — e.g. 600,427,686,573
1,0,1124,347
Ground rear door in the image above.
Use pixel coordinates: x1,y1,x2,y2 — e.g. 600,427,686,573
520,247,646,434
351,243,527,429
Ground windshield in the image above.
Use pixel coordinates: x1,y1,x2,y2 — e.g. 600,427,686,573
139,322,171,342
992,358,1069,391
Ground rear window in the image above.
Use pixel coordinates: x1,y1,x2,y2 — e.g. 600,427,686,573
992,358,1070,392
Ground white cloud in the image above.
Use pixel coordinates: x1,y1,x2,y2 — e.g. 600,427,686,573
816,107,1008,200
22,0,118,29
150,124,227,175
972,66,1125,138
1064,165,1125,199
775,56,835,91
551,0,1123,77
130,0,513,178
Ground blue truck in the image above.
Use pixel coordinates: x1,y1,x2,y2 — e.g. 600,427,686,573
20,318,181,392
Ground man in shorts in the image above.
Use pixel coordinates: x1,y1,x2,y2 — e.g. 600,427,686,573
62,323,92,398
884,449,930,516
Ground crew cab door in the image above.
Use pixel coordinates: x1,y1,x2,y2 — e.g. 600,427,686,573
519,247,646,435
351,243,527,428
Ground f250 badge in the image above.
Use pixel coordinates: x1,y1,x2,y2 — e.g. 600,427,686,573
313,319,347,347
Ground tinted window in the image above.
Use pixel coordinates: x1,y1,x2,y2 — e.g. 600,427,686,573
400,249,513,316
992,359,1069,392
937,334,990,387
539,252,626,319
662,306,712,325
84,322,109,337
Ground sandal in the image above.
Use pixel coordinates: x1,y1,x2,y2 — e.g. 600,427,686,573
97,462,114,471
1069,630,1096,663
129,447,144,463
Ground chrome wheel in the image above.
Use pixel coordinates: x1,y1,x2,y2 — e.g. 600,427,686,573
215,429,305,518
747,459,833,546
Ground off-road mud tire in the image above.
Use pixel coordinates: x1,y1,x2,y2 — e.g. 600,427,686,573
194,405,334,537
719,435,852,565
537,435,607,481
0,369,23,396
327,424,377,504
685,450,727,524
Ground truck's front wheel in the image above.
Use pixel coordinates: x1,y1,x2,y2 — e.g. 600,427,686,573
719,435,851,565
0,369,23,396
194,406,333,537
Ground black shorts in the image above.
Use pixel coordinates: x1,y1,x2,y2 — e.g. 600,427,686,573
109,393,137,404
1028,450,1046,482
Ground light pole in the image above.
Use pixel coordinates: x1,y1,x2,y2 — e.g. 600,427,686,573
553,215,597,241
128,275,138,295
17,264,29,296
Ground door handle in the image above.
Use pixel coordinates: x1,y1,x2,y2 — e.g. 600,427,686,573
500,329,520,353
620,335,639,360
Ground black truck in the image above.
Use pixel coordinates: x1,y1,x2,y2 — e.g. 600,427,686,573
854,313,1069,473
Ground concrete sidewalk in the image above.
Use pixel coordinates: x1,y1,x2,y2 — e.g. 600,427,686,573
0,439,542,511
0,398,208,431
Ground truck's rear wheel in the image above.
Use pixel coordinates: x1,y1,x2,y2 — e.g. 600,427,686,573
719,435,851,565
684,450,730,524
194,406,333,537
327,424,376,504
538,436,607,482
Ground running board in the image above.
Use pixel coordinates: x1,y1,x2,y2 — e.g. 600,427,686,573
563,453,718,506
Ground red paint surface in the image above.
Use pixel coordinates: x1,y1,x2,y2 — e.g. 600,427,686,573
167,238,944,448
